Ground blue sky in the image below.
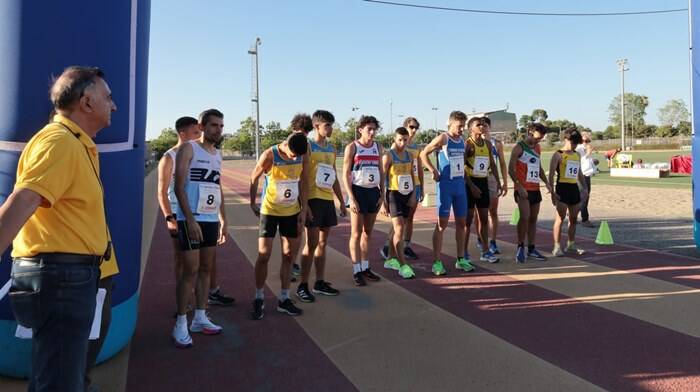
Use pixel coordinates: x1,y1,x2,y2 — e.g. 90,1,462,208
146,0,690,138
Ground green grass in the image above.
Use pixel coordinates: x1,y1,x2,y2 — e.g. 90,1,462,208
335,149,692,190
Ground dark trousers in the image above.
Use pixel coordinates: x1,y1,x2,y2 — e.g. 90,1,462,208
9,260,100,392
85,277,113,390
580,176,592,222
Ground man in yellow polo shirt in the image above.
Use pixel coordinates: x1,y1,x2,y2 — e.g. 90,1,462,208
0,66,117,391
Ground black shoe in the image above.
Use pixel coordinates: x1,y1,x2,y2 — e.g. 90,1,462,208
403,246,419,260
250,298,265,320
292,263,301,277
277,298,303,316
313,280,340,296
296,283,316,303
362,268,381,282
353,272,367,286
208,289,235,306
379,245,389,260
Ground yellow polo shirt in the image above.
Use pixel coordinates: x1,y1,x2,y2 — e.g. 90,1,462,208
11,115,119,278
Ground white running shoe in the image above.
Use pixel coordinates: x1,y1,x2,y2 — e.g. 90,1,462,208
552,245,565,257
566,243,586,255
190,315,223,335
172,323,193,348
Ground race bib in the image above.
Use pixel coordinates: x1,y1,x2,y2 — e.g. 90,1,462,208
196,183,221,214
397,174,414,195
360,166,380,187
565,161,580,180
526,163,540,184
275,179,299,205
315,163,335,189
449,156,464,179
473,156,489,177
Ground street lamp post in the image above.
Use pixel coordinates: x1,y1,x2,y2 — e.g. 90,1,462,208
617,59,629,151
351,106,359,141
431,107,438,132
389,100,393,132
248,37,262,159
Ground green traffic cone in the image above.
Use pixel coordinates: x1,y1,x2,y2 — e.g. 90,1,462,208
595,220,614,245
509,207,520,225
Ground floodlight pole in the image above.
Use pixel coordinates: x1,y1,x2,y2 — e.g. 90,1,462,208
248,37,261,159
432,107,438,132
617,59,629,151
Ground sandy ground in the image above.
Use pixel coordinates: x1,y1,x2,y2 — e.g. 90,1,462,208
419,175,696,259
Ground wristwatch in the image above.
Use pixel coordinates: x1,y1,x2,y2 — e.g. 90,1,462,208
165,214,177,223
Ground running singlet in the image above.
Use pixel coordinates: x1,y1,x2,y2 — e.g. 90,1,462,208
557,150,581,184
308,139,336,201
387,149,414,195
406,142,422,186
176,141,222,222
465,137,491,178
516,141,542,191
490,137,500,174
437,134,465,181
351,141,380,188
261,145,303,217
165,147,179,213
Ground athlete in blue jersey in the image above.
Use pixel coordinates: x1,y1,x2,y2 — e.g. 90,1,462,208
419,111,475,275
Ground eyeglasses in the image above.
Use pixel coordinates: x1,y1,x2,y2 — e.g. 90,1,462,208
408,125,419,130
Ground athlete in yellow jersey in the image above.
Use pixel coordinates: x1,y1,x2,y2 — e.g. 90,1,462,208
288,114,313,280
380,117,424,262
296,110,348,303
380,127,417,279
464,116,500,264
548,128,588,257
249,131,309,319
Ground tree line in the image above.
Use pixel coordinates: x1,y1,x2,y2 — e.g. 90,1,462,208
148,95,690,158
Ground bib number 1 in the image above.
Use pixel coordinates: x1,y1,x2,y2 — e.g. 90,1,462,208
449,156,463,179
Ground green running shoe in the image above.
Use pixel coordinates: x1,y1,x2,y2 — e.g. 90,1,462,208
455,257,475,272
384,258,401,270
398,264,415,279
432,260,446,276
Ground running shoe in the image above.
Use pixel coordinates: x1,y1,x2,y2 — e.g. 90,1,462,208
190,315,223,335
251,298,265,320
384,258,401,270
552,244,565,257
455,257,476,272
475,238,483,252
480,250,500,264
277,298,303,316
362,268,381,282
292,263,301,277
172,322,193,349
432,260,447,276
514,245,526,263
566,242,586,255
313,280,340,296
208,288,235,306
527,248,547,261
404,245,419,260
353,272,367,286
296,283,316,303
398,264,416,279
489,240,501,255
379,244,390,260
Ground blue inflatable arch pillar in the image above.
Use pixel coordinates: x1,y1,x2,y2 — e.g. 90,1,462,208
0,0,150,377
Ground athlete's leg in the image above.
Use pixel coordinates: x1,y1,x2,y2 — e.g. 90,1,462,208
280,235,300,291
314,227,332,282
301,226,320,285
255,237,274,290
552,202,567,247
432,216,449,261
177,249,199,315
390,216,406,265
516,197,531,245
349,211,363,265
567,204,581,243
489,196,500,242
196,246,216,310
527,202,541,247
360,212,378,261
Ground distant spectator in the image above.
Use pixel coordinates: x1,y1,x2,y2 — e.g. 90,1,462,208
633,159,644,169
576,132,596,227
604,147,622,168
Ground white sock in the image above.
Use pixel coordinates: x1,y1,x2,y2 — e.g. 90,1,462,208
361,260,369,270
352,263,362,273
209,286,220,295
194,309,206,321
176,314,187,326
404,240,410,247
279,289,289,301
255,288,265,299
